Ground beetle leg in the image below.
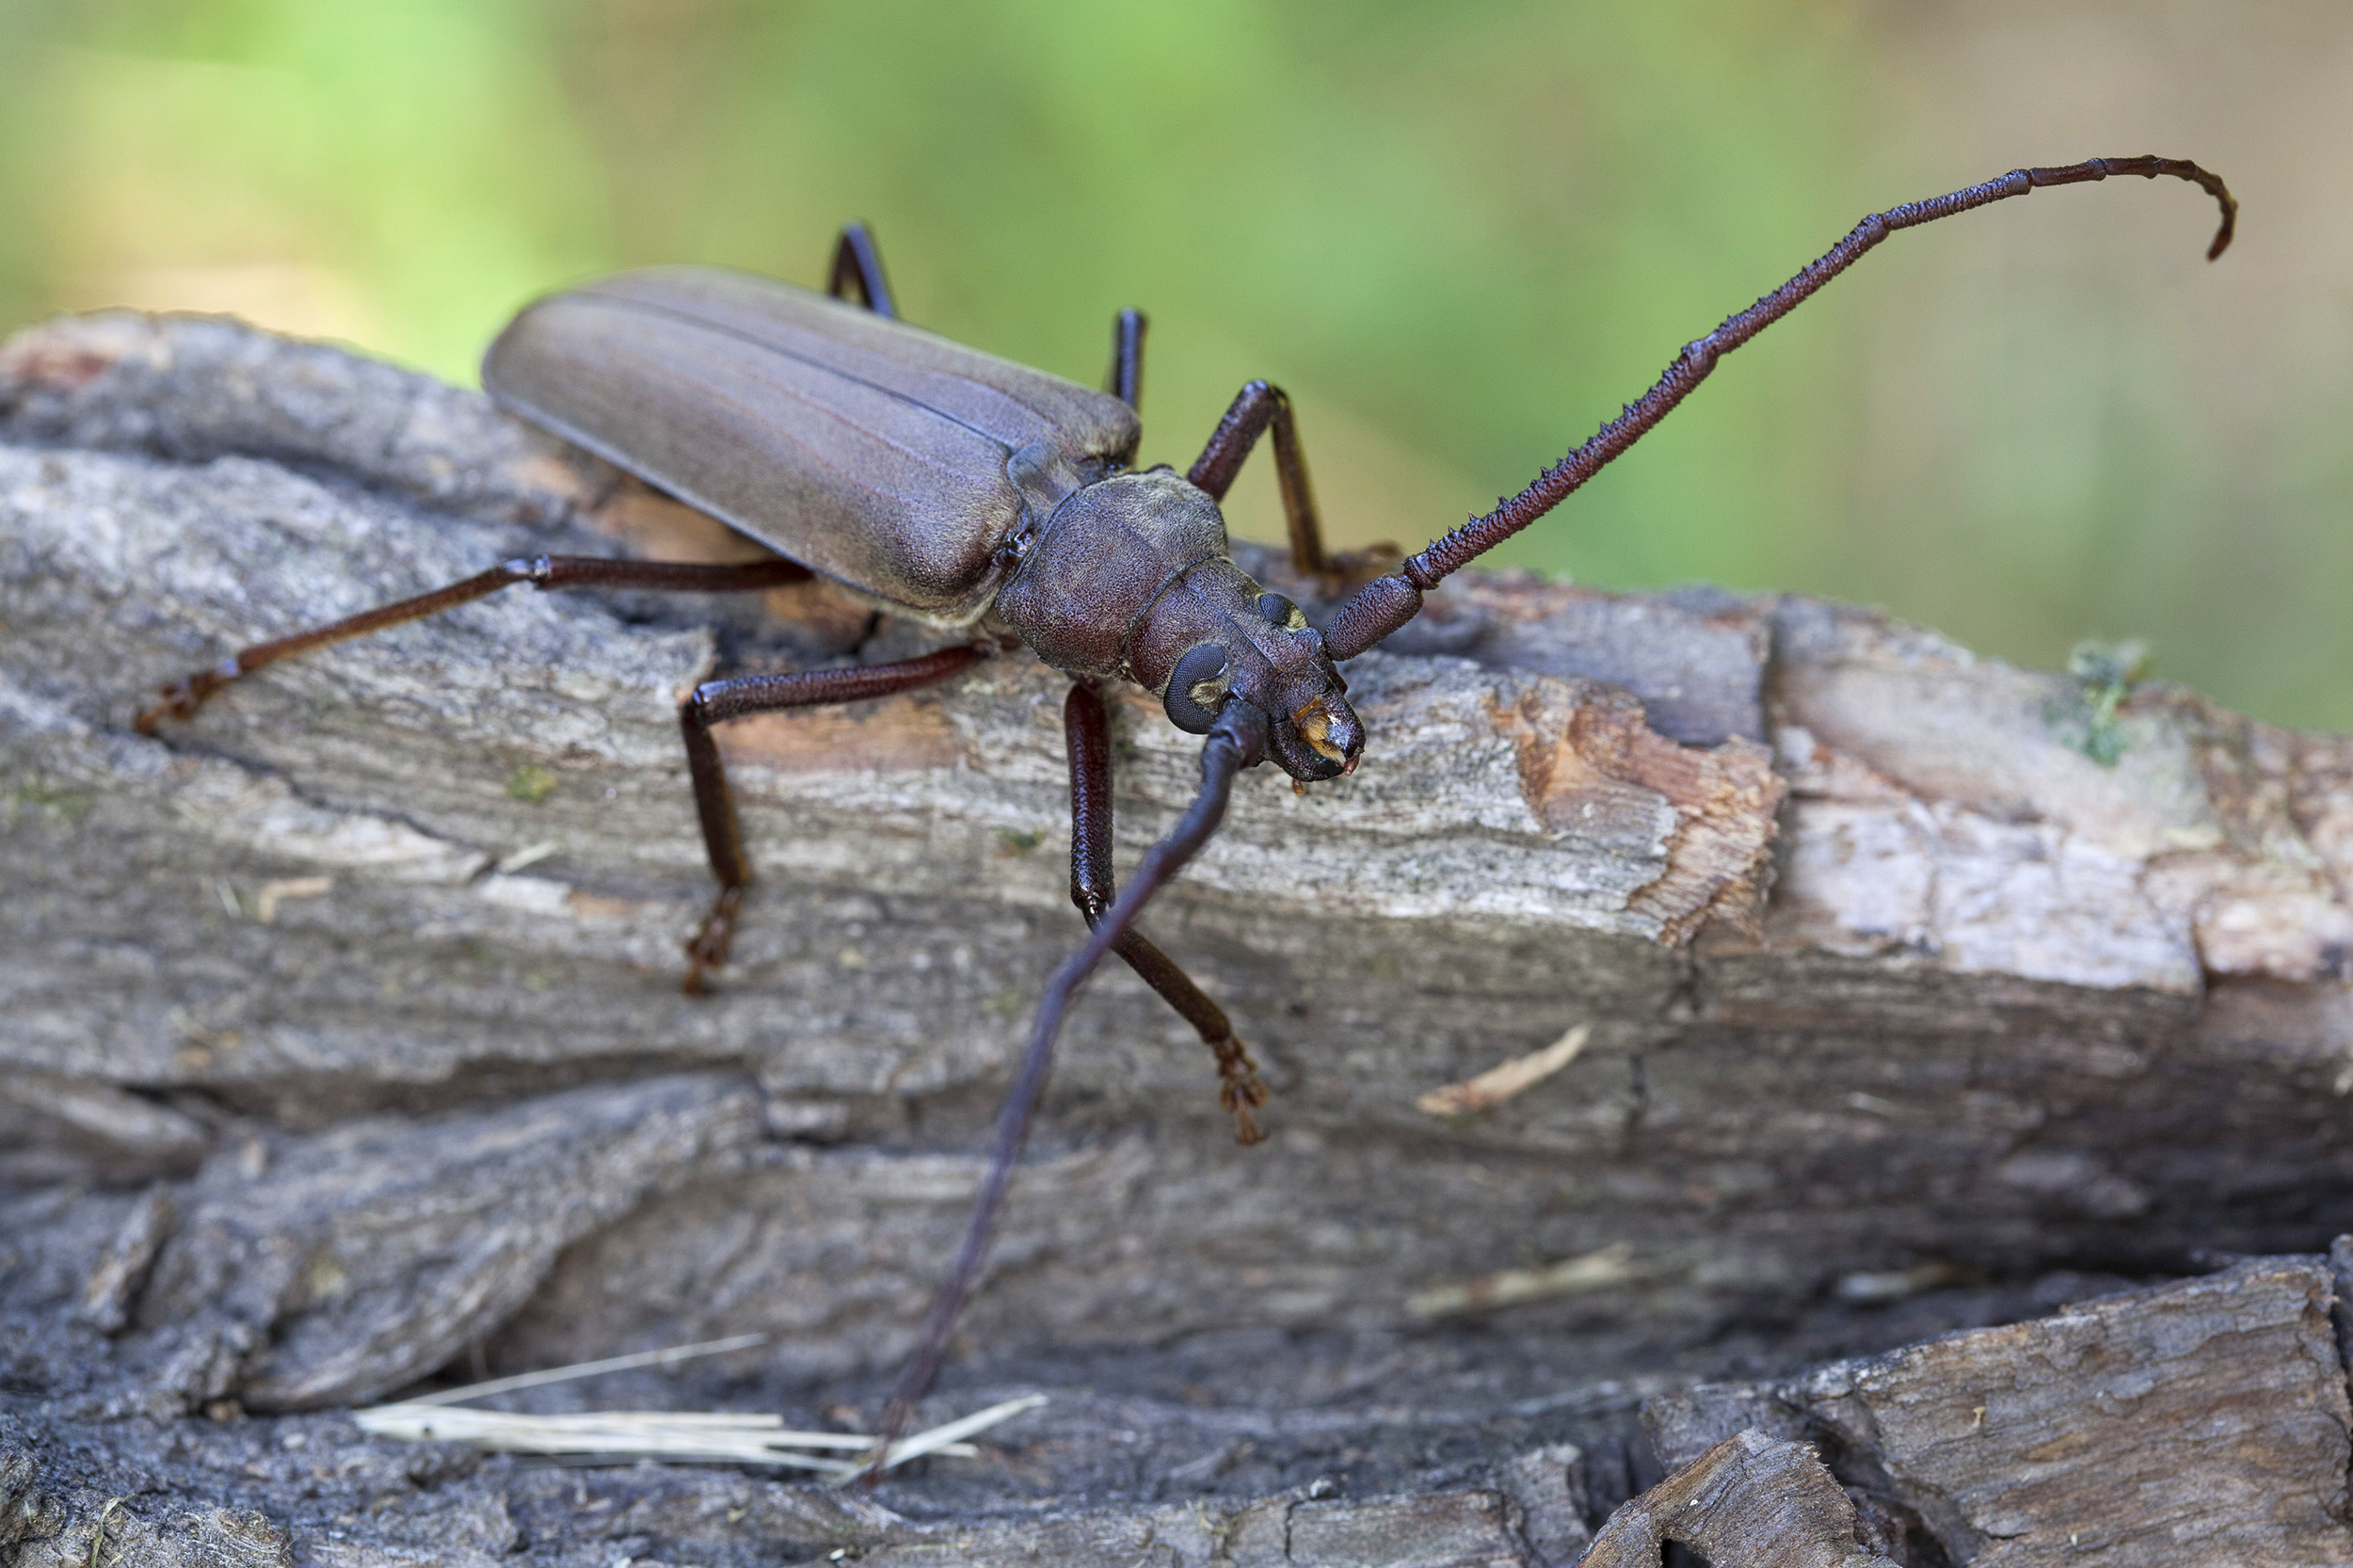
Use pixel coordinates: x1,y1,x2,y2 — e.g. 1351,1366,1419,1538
826,223,898,319
678,645,987,995
1187,380,1332,581
1103,309,1147,411
1064,680,1269,1144
135,553,812,734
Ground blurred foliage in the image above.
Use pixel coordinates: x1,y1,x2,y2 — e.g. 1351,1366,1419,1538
1,0,2346,728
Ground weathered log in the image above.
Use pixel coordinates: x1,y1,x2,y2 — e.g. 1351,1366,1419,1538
1580,1427,1897,1568
5,312,2353,1563
5,1250,2348,1564
1642,1256,2353,1566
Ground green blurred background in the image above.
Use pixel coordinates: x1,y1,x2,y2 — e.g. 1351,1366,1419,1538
1,1,2345,727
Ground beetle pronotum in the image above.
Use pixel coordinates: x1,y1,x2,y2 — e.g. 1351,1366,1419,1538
136,156,2234,1453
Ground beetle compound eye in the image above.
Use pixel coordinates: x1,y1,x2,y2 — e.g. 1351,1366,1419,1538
1163,643,1231,734
1257,592,1305,631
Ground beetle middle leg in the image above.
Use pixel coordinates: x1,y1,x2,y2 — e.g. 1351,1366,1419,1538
1064,679,1269,1144
1103,308,1147,410
1187,380,1332,579
678,644,987,995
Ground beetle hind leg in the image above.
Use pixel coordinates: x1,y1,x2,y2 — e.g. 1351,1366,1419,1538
1065,680,1270,1144
135,554,812,735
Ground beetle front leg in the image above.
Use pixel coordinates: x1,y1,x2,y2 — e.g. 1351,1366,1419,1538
1188,380,1333,581
676,645,987,995
1065,680,1269,1144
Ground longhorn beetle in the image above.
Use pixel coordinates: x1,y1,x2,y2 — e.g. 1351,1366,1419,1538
136,157,2234,1453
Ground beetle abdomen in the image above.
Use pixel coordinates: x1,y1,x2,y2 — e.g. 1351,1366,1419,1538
484,266,1140,622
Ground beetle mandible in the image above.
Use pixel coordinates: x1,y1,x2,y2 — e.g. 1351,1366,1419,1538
135,156,2235,1444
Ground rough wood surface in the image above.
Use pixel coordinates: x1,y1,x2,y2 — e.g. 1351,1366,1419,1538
6,1251,2349,1565
1644,1256,2353,1566
1581,1428,1897,1568
6,312,2353,1563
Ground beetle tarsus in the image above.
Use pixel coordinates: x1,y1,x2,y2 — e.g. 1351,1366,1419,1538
1211,1034,1270,1145
135,662,238,734
682,885,744,996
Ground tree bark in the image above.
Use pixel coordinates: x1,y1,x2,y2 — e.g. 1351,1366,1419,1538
4,312,2351,1564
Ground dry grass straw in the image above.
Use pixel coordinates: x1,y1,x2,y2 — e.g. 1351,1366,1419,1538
1405,1240,1637,1318
1416,1023,1591,1115
352,1334,1045,1479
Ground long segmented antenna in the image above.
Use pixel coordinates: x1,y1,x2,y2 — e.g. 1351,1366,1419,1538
1321,155,2237,661
867,698,1273,1474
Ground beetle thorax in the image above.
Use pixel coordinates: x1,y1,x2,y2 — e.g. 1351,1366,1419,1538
993,467,1364,781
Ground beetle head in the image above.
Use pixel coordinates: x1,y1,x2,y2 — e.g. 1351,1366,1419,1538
993,466,1364,781
1130,561,1365,783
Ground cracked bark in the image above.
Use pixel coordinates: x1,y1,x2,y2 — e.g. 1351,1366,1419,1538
4,312,2353,1564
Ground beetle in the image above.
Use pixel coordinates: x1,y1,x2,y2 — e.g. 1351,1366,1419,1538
135,155,2234,1447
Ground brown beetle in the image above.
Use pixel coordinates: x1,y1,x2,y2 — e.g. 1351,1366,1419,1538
136,156,2236,1450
